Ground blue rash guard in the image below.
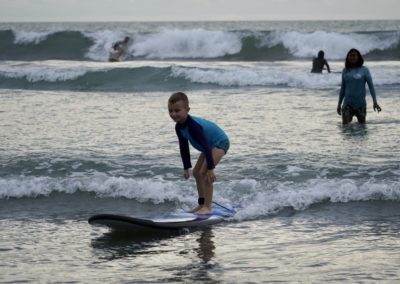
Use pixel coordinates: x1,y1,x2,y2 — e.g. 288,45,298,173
175,115,228,170
338,66,378,108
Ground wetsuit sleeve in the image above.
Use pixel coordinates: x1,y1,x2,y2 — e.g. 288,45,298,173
187,119,215,170
365,68,378,104
338,71,346,106
175,125,192,169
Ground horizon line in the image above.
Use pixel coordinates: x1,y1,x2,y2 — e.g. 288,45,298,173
1,18,399,23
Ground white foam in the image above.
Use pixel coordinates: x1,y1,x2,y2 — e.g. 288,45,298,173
171,64,341,88
83,30,129,61
85,174,193,204
264,31,400,59
132,29,241,59
2,175,399,222
171,61,400,88
284,166,307,177
1,60,399,87
0,174,195,205
0,62,89,82
83,29,241,61
235,178,400,220
0,61,118,82
13,30,56,44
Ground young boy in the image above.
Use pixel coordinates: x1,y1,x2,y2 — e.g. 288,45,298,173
168,92,229,214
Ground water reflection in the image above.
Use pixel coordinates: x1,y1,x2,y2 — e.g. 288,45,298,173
195,228,215,263
90,227,216,263
340,122,369,139
169,228,218,283
90,227,218,282
90,228,183,261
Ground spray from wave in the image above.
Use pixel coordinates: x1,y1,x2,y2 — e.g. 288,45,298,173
1,28,399,61
1,60,399,91
1,175,399,220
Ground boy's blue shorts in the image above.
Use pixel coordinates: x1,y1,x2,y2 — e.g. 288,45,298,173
216,139,230,154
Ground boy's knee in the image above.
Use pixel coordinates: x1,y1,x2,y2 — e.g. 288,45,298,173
192,168,200,179
193,168,205,179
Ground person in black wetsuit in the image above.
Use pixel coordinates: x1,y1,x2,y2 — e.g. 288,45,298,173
311,50,331,73
109,36,130,62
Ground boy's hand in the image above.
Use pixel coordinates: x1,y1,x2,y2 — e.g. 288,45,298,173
183,169,190,179
206,170,216,184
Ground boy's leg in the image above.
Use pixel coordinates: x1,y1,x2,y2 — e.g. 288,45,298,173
193,148,225,214
190,154,206,212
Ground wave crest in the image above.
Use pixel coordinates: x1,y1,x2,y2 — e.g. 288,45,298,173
132,29,242,59
1,175,399,221
1,28,399,61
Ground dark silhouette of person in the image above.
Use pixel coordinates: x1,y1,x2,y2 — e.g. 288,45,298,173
311,50,331,73
109,36,130,62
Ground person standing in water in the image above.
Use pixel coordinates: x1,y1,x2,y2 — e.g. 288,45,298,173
337,48,382,124
311,50,331,73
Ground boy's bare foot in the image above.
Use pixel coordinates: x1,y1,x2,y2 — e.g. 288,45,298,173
190,205,203,213
194,207,212,215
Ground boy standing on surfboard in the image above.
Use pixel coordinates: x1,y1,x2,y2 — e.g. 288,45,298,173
168,92,229,215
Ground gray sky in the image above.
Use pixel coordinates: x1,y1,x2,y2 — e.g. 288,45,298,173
1,0,399,22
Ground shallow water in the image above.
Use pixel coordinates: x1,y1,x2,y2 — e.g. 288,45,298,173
1,86,399,283
1,201,400,283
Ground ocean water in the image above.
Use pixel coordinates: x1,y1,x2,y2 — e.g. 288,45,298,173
1,20,400,283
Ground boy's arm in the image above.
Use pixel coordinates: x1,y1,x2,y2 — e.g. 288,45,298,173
176,126,192,169
187,120,215,170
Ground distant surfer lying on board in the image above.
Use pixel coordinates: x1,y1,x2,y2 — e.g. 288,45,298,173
109,36,130,62
168,92,230,215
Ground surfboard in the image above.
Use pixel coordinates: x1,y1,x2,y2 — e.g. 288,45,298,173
108,51,121,62
88,203,235,232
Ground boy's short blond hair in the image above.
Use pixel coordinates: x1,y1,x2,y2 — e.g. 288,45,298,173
168,92,189,107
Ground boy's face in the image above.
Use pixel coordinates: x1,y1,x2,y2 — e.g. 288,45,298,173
168,100,190,124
